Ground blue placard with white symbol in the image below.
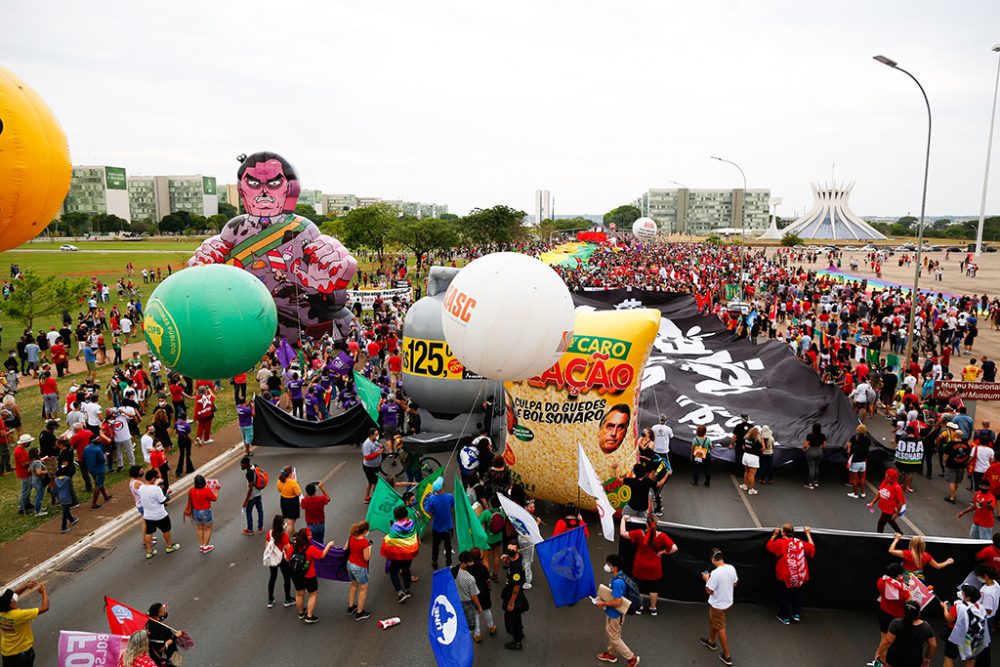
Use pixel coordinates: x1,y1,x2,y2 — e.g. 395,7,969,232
428,568,474,667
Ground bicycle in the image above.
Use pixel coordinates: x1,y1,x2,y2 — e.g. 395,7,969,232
379,446,441,481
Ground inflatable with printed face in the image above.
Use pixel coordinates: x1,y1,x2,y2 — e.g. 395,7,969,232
188,152,357,343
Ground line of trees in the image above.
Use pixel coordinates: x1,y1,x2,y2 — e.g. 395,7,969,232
869,216,1000,241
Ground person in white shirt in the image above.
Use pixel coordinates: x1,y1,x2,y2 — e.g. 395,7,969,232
701,550,738,666
138,469,180,558
45,329,60,347
120,317,133,340
971,442,995,488
140,425,155,464
82,399,103,435
650,415,674,457
111,410,135,470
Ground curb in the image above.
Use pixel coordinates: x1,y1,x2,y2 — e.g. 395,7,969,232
3,441,246,590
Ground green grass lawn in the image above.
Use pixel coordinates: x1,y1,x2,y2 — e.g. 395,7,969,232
18,240,201,251
0,360,238,545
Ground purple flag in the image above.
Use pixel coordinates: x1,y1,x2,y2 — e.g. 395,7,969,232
327,351,354,376
310,541,350,582
276,338,296,369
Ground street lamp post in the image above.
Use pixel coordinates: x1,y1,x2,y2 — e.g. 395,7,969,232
975,44,1000,256
710,156,747,236
874,54,932,372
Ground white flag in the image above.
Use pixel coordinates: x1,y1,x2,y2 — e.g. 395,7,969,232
497,493,544,545
577,443,615,542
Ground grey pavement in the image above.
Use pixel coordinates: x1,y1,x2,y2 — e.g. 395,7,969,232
25,431,978,667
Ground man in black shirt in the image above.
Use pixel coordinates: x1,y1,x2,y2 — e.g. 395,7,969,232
622,463,657,519
981,356,997,383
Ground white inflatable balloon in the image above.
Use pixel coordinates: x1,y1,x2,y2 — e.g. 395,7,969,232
441,252,575,381
632,217,657,240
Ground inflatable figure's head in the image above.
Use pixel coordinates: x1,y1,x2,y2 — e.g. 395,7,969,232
237,151,301,217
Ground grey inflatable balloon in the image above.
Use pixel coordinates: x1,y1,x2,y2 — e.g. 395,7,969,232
403,267,497,414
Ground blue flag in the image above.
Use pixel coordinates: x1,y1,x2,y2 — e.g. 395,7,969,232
428,569,474,667
536,526,597,607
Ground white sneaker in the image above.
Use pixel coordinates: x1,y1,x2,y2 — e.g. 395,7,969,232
739,484,748,491
847,492,859,499
523,583,532,590
747,489,758,495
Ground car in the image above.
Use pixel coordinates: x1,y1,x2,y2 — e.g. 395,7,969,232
59,244,78,252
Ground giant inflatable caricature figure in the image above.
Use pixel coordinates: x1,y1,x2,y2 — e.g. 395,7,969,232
189,152,357,342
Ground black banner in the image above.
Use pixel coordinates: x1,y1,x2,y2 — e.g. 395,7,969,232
617,520,985,612
572,290,859,465
252,397,372,448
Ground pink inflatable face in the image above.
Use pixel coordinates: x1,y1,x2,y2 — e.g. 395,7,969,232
239,159,290,217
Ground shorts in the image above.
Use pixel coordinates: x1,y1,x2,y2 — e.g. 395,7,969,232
877,608,895,633
848,461,867,473
635,577,659,595
621,506,646,520
708,606,728,631
347,562,369,584
192,509,213,525
944,468,965,484
144,516,172,535
741,453,760,469
93,472,106,488
280,496,301,521
240,426,254,444
894,461,921,474
363,465,379,485
853,401,868,410
292,575,318,593
944,640,959,659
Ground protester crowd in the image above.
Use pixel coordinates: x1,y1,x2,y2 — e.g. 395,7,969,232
6,239,1000,667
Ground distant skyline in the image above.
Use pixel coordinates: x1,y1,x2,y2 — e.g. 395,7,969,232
7,1,1000,219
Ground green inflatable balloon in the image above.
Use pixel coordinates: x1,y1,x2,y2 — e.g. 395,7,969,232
143,264,277,380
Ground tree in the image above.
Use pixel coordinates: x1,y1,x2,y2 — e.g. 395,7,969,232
440,213,459,222
780,231,803,247
218,202,238,219
341,203,398,268
535,219,558,242
392,217,459,272
57,211,90,236
91,213,128,233
458,205,527,246
130,219,157,236
205,213,229,231
603,205,642,228
0,270,89,331
319,219,346,240
159,211,194,234
294,203,320,219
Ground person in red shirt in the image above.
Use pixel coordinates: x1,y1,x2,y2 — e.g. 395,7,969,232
38,373,59,420
975,534,1000,572
887,534,953,580
50,339,68,377
619,515,677,615
265,515,294,608
552,503,589,538
868,469,906,534
984,461,1000,499
346,521,373,621
301,481,330,544
14,434,33,514
167,376,191,421
188,474,219,553
385,353,403,390
69,423,94,492
957,480,997,541
193,387,216,444
232,372,248,404
285,528,335,623
766,524,816,624
876,563,911,641
365,340,381,364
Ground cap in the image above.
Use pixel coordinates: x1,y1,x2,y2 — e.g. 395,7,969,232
740,413,749,420
0,589,15,612
431,477,444,492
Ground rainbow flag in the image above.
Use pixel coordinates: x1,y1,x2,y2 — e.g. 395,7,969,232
816,268,958,299
380,517,420,561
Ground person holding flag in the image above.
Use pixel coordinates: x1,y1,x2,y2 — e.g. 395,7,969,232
361,428,383,504
425,477,455,570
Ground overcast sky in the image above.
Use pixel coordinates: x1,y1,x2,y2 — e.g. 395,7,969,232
7,0,1000,219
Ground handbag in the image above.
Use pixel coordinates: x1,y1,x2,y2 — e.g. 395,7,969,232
262,534,284,567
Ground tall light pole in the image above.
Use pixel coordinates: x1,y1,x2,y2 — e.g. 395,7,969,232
874,54,932,372
975,44,1000,256
710,156,747,236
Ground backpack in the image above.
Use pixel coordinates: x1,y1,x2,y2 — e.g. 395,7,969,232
252,465,269,490
616,573,642,615
489,511,506,534
950,442,970,468
288,549,310,578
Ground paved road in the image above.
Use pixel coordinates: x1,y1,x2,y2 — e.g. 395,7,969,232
24,427,983,667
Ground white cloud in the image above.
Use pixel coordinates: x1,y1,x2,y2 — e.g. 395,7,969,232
6,0,1000,218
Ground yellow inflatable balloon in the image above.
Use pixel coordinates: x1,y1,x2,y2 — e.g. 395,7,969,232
0,68,71,252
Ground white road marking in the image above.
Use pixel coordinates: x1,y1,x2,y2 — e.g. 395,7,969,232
321,461,347,484
730,475,763,528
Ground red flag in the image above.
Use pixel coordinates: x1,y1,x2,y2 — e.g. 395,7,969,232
104,596,149,636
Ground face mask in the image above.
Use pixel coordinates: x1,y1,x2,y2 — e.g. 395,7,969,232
160,612,168,620
603,563,613,573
